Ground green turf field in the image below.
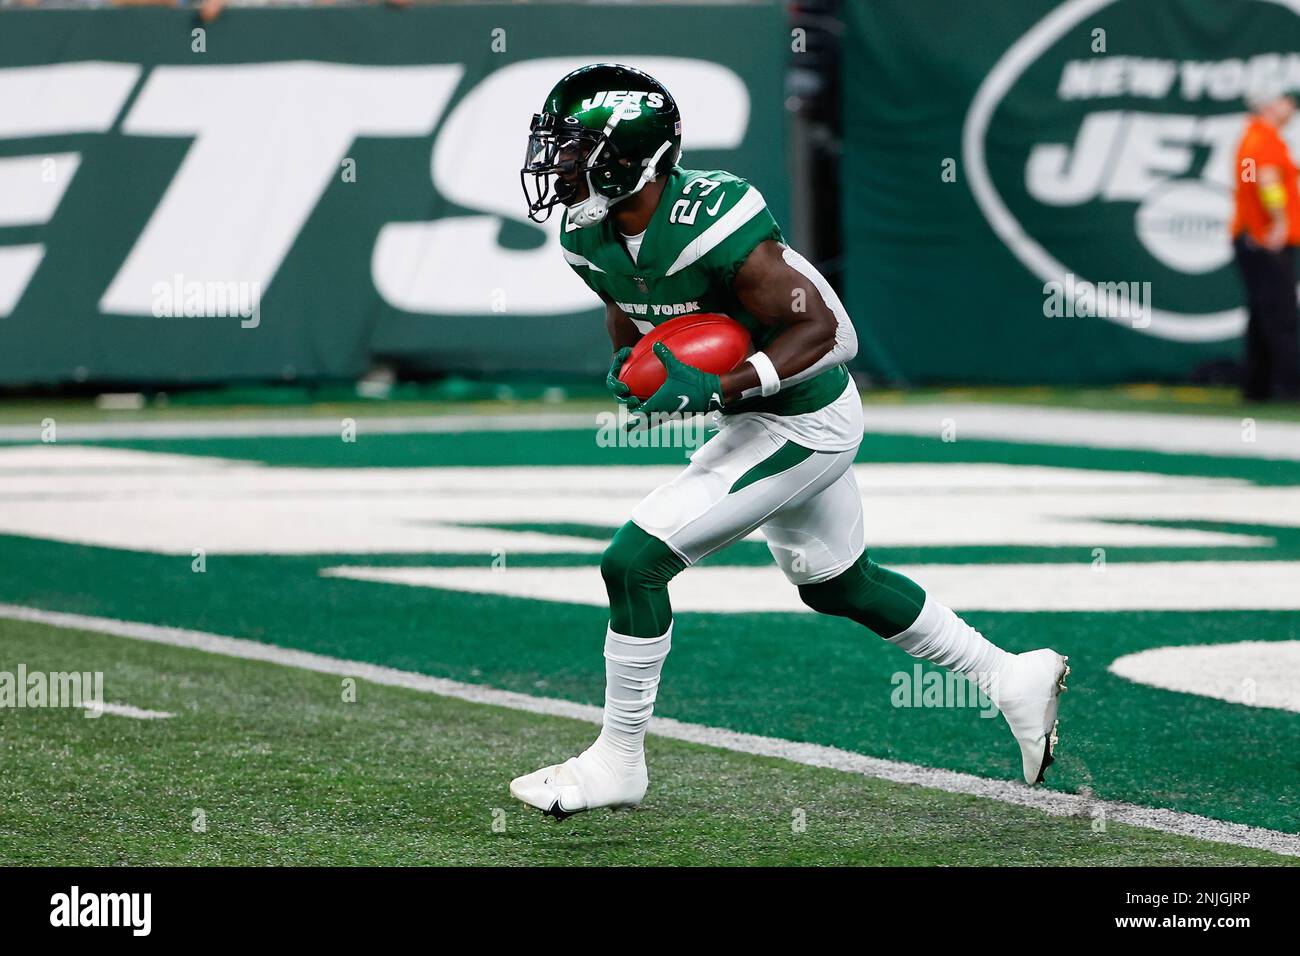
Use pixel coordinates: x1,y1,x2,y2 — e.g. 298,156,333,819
0,618,1288,866
0,392,1297,864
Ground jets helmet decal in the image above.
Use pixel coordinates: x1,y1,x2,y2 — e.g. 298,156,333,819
521,63,683,228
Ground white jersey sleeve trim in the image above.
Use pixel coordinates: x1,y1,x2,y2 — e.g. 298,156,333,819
736,246,859,401
664,185,767,277
774,246,858,385
562,248,605,273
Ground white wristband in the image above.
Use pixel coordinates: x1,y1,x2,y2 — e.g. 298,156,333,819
746,351,781,397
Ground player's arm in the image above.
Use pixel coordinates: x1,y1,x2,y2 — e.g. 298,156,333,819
604,297,642,350
603,296,641,405
1257,165,1290,251
718,240,857,403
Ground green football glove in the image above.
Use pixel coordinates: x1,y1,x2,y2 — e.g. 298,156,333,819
627,342,724,419
605,347,635,405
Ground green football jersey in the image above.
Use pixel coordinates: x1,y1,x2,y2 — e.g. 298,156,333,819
560,167,849,417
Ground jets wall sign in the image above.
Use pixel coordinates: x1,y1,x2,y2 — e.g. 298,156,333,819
964,0,1300,343
0,5,786,385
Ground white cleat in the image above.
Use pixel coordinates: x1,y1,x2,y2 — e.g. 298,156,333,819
992,649,1070,785
509,748,648,820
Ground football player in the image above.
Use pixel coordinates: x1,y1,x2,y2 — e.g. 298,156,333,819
511,63,1068,818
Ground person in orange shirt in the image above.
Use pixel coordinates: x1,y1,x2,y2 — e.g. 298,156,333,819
1232,86,1300,402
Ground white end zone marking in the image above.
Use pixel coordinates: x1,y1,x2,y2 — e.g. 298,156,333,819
0,412,598,443
322,561,1300,613
860,404,1300,461
1,602,1296,856
10,451,1279,556
1,403,1298,460
1111,641,1300,714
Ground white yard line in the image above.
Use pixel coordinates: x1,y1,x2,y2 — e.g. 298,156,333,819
323,561,1300,613
0,403,1297,460
860,403,1300,461
1,601,1296,858
89,702,175,720
0,413,597,442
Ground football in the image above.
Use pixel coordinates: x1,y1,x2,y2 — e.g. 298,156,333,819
618,312,752,400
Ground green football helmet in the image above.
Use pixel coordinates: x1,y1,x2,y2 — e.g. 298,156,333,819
522,63,682,228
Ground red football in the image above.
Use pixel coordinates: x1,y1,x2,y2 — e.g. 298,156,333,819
618,313,752,400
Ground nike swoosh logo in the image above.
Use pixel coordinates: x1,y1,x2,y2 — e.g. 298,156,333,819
675,395,690,413
705,195,725,217
564,219,583,232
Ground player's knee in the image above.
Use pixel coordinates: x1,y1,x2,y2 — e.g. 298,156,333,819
600,539,635,599
601,521,683,603
797,584,834,617
796,564,863,618
798,553,926,639
796,552,880,618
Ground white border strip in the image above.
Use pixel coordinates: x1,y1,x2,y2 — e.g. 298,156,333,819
664,185,767,276
94,702,175,720
2,601,1296,858
4,403,1298,460
0,413,598,443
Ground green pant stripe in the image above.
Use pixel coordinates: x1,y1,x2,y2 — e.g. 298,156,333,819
728,439,816,495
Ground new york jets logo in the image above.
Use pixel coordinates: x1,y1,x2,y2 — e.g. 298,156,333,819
579,90,666,112
0,57,752,322
964,0,1300,343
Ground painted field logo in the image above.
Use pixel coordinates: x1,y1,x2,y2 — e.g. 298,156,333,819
964,0,1300,343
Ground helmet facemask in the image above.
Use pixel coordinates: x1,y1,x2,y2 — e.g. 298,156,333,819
521,110,674,229
521,113,614,225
